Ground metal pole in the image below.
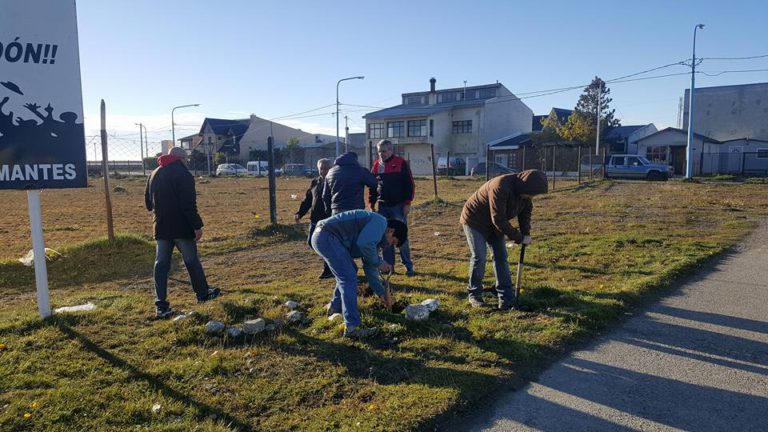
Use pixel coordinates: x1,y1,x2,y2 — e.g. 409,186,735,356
521,145,526,171
27,190,51,318
589,150,593,180
171,103,200,148
485,144,490,181
100,100,115,242
686,24,705,179
335,76,364,158
601,147,606,178
206,137,212,176
137,123,145,176
430,143,438,199
267,136,277,224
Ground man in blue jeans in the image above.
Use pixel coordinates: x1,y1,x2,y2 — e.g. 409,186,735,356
145,147,220,318
311,210,408,338
369,139,416,276
459,170,548,310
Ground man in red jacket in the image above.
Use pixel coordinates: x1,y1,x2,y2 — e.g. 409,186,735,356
369,139,416,276
145,147,219,318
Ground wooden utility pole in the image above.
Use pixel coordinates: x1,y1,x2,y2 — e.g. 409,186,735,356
577,146,582,184
100,100,115,242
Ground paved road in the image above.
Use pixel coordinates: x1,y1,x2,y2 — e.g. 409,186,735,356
469,222,768,432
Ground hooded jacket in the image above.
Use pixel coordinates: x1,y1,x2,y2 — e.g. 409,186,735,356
295,176,330,224
322,152,378,214
460,170,548,242
144,157,203,240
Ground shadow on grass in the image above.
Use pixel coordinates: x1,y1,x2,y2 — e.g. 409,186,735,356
55,320,255,432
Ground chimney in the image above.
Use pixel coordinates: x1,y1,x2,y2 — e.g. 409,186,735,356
430,77,436,93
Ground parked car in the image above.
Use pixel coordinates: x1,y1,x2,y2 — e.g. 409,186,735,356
283,163,308,177
470,162,516,177
246,161,281,176
437,156,466,175
215,163,248,176
605,154,673,181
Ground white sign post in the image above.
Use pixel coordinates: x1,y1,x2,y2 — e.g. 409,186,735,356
1,0,88,317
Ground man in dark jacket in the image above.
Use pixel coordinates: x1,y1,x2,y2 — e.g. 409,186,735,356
295,158,333,279
322,152,377,215
145,147,219,318
460,169,548,310
369,139,416,276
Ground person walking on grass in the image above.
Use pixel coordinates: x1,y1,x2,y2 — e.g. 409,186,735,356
460,169,548,310
295,158,333,279
322,151,378,215
311,210,407,338
369,139,416,276
144,147,220,318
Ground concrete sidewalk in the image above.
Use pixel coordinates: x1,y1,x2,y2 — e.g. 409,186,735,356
469,223,768,432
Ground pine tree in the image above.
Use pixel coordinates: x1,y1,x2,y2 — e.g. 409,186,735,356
560,77,620,144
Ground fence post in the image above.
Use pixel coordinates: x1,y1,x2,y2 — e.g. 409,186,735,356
100,100,115,242
521,146,526,171
577,146,582,184
551,146,556,190
368,140,373,169
741,151,746,175
485,144,490,181
430,143,438,200
589,150,593,180
601,147,606,178
267,136,277,224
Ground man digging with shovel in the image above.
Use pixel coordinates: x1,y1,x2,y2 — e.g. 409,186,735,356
460,169,548,310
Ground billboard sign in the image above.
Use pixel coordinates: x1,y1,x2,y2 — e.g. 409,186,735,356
0,0,87,189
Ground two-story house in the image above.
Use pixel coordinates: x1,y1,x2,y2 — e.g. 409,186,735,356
363,78,533,175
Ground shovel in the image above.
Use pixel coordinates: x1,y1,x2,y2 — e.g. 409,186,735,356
513,244,533,311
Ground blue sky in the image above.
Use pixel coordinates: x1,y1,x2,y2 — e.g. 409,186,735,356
76,0,768,155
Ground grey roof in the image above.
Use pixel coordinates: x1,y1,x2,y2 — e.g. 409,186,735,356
532,115,547,132
720,137,768,144
636,127,721,144
604,125,646,140
489,133,532,148
402,83,503,98
364,100,484,120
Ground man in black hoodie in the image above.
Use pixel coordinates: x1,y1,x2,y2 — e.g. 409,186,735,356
145,147,219,318
322,151,378,215
295,158,333,279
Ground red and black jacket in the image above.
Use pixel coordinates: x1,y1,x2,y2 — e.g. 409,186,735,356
368,155,415,207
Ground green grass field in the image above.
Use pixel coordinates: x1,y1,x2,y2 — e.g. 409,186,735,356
1,177,766,431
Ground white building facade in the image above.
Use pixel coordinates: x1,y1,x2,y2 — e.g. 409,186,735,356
364,78,533,175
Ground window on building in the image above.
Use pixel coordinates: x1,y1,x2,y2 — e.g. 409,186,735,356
406,96,424,105
387,121,405,138
452,120,472,134
440,92,457,103
407,120,427,137
429,119,434,137
479,88,497,98
757,148,768,158
646,146,668,162
368,123,385,139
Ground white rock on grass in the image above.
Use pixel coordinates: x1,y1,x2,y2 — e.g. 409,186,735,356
173,311,196,322
227,327,243,338
284,300,299,310
286,310,303,323
243,318,266,335
328,313,342,322
405,304,430,321
54,302,97,314
151,404,161,414
205,321,225,333
421,298,440,312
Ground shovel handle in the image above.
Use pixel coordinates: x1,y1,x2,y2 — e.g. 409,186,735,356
514,244,526,302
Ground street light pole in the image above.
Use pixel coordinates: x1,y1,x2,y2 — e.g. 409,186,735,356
685,24,705,179
336,76,364,157
171,103,200,147
135,122,146,176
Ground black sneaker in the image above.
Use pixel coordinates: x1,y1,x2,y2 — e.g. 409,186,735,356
343,326,377,339
156,308,174,319
197,288,221,304
319,270,334,280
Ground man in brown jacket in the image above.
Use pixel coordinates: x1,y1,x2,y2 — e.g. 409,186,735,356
460,169,548,310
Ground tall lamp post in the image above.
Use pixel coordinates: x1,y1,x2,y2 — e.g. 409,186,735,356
336,76,364,157
685,24,705,179
171,103,200,147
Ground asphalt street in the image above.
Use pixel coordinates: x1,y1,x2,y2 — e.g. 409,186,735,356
469,222,768,432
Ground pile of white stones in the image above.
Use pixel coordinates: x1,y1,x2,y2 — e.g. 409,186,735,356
405,298,440,321
199,299,306,338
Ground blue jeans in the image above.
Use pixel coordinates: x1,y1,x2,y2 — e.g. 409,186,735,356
153,238,210,310
308,222,332,275
311,229,361,329
463,225,513,306
377,203,413,272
